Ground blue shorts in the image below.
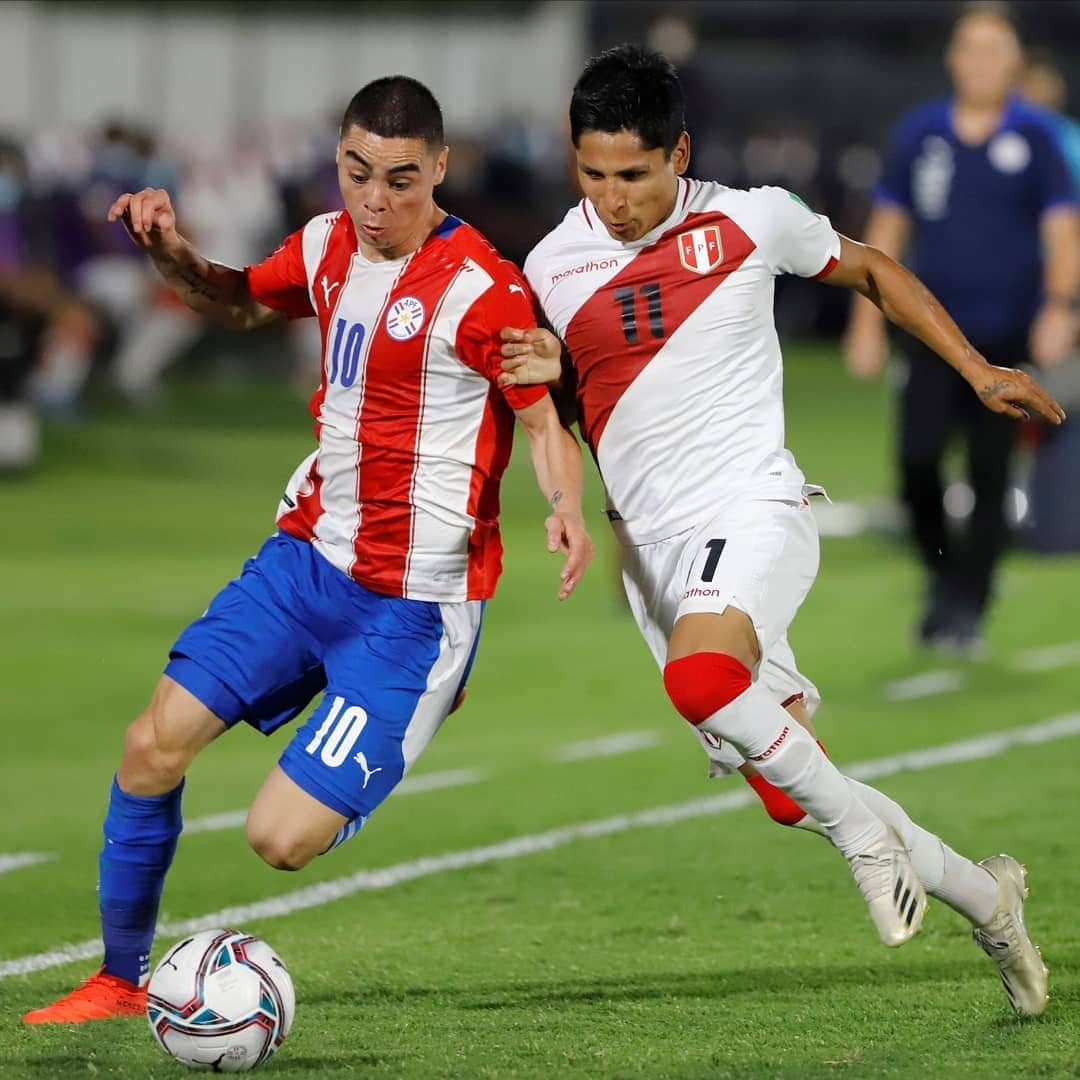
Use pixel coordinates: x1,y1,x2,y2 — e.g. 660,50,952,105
166,532,484,821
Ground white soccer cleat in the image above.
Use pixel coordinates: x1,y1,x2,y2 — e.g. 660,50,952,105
847,826,927,947
972,854,1049,1017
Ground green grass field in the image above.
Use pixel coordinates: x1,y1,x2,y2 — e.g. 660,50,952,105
1,346,1078,1078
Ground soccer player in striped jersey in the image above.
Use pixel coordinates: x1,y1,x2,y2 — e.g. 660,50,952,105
24,76,593,1024
499,45,1061,1014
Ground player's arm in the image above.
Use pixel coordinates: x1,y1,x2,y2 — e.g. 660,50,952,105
514,394,593,601
107,188,280,330
841,205,911,379
1030,205,1080,366
823,235,1065,424
498,325,577,423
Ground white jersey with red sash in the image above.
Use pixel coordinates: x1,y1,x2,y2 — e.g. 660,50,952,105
246,212,545,601
524,180,840,545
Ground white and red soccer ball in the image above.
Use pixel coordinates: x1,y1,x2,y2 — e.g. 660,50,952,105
147,929,295,1072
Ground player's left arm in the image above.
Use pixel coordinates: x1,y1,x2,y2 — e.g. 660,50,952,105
820,236,1066,424
514,394,594,601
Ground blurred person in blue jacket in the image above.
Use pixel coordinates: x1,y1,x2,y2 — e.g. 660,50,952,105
843,3,1079,655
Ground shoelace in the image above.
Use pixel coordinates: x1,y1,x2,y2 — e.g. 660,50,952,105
974,916,1019,961
849,850,897,902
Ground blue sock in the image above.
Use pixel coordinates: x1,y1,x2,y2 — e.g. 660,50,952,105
99,776,184,986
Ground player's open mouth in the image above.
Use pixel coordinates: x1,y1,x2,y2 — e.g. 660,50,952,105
608,221,633,236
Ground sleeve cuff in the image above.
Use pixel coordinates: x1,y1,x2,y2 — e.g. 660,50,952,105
812,255,839,280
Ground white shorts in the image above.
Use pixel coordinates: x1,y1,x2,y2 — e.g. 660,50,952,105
618,496,822,776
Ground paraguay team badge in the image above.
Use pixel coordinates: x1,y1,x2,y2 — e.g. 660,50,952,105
677,225,724,275
385,296,426,340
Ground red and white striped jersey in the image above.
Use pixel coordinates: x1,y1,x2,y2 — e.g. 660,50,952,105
246,212,546,601
524,180,840,546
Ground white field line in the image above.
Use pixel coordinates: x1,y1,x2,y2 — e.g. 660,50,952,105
183,810,248,836
550,731,663,762
397,767,485,795
884,670,966,702
3,712,1079,981
184,769,486,836
884,640,1080,703
0,853,54,876
1013,641,1080,674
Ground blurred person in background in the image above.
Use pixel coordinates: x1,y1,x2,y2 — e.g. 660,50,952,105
0,135,98,464
1020,51,1080,552
1021,51,1080,189
843,3,1080,655
66,120,202,404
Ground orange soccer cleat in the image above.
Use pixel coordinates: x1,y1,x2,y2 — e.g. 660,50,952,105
23,968,147,1024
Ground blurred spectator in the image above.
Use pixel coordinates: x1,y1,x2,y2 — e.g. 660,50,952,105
843,3,1080,655
1020,52,1080,552
59,121,204,404
0,135,99,467
1021,51,1080,189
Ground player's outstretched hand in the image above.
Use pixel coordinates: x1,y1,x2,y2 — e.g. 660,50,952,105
971,364,1066,424
498,327,563,387
107,188,181,255
545,510,593,601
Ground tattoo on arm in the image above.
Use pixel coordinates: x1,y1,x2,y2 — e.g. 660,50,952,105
550,489,563,510
174,265,222,303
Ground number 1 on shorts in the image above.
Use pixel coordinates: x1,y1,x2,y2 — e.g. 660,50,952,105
701,538,727,582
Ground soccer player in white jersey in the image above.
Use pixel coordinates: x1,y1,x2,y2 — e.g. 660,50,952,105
24,77,593,1025
499,46,1064,1014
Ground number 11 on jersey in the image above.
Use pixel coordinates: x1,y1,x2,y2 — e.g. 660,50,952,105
613,282,665,344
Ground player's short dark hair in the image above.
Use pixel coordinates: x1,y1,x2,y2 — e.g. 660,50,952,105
341,76,444,150
569,44,685,156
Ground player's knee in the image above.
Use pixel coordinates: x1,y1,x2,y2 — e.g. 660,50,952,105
663,653,752,725
246,818,317,873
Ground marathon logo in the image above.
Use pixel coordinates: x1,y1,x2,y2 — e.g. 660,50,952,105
751,725,790,762
551,258,618,285
683,586,725,599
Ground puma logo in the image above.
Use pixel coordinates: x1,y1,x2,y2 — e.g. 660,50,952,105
353,751,384,790
508,283,526,296
321,275,341,306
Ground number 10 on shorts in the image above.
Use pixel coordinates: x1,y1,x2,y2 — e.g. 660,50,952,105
305,696,368,767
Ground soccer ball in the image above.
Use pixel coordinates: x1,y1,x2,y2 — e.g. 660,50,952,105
147,929,295,1072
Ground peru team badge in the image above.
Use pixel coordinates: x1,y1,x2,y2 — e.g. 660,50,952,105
677,225,723,274
386,296,426,340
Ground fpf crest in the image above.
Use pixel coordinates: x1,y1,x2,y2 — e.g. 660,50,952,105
677,225,723,274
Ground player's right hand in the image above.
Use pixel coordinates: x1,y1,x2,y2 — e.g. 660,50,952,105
498,326,563,386
842,320,888,380
107,188,181,254
545,508,594,602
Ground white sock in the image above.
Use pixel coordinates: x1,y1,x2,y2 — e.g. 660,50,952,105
792,813,828,836
845,779,997,924
700,683,886,858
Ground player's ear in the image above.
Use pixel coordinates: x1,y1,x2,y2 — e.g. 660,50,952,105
671,132,691,177
432,145,449,187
